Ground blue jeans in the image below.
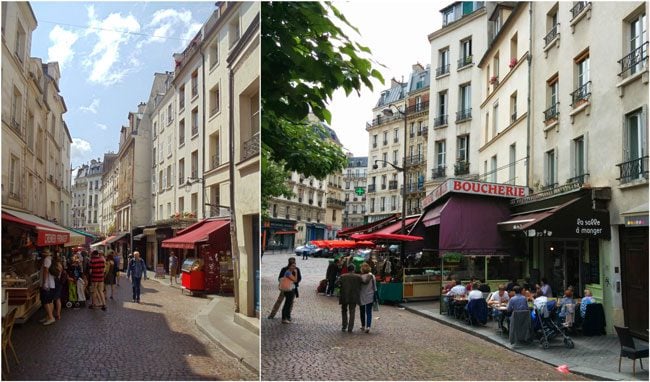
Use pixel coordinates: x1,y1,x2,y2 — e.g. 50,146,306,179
132,276,142,301
359,303,373,328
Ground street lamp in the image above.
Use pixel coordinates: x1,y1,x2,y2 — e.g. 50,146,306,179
381,103,408,264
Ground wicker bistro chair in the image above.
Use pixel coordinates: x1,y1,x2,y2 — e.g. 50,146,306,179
2,308,19,373
614,326,649,377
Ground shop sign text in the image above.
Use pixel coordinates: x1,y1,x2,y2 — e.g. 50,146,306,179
422,179,528,209
575,217,603,236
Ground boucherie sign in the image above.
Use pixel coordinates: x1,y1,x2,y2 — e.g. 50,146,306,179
422,179,528,209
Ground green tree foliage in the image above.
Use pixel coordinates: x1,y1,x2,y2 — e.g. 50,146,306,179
261,2,384,210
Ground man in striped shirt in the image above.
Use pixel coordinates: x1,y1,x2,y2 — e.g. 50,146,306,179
90,250,107,311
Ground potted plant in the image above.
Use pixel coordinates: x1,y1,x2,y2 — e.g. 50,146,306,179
489,75,499,85
508,57,517,68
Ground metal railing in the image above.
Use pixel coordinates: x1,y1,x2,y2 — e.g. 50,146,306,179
406,101,429,114
432,166,446,179
618,42,648,78
211,153,219,169
454,161,470,176
241,132,260,161
570,1,589,20
544,23,559,47
540,182,559,191
436,64,450,77
570,81,591,107
566,173,589,185
367,184,376,193
366,113,403,128
405,154,424,166
616,156,649,183
543,102,559,121
191,124,199,136
389,180,398,190
456,108,472,122
457,55,473,69
434,115,448,127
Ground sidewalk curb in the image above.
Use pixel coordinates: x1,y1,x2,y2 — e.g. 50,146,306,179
400,304,616,381
195,298,259,374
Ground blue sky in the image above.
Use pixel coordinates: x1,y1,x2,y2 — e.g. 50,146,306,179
29,1,217,169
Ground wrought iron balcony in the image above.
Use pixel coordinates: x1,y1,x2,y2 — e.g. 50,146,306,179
457,55,473,69
618,41,648,78
211,153,220,169
389,180,398,190
432,166,446,179
570,1,589,21
436,64,450,77
406,101,429,114
566,173,589,185
242,132,260,161
544,23,559,47
381,183,387,190
434,115,448,127
616,156,649,183
543,102,559,121
405,154,424,166
540,182,558,191
570,81,591,107
456,108,472,122
454,161,470,176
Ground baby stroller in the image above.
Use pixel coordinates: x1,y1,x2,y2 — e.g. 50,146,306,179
533,300,574,349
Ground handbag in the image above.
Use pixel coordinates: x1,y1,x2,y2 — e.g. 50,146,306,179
278,276,294,292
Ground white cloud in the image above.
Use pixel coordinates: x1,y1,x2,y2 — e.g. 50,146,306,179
95,123,108,131
180,22,203,48
71,138,92,162
136,8,195,48
47,25,80,70
84,5,141,86
80,98,100,114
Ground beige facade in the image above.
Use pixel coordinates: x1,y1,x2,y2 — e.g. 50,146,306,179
427,3,488,195
99,153,118,235
530,1,648,333
1,2,71,225
477,3,529,187
71,159,104,232
343,156,368,228
325,172,344,238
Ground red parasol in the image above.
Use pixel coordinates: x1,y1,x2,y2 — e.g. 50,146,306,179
350,233,423,242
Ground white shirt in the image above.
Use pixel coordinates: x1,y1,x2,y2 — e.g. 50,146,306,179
489,291,510,304
41,256,55,289
447,285,467,297
468,289,483,300
534,296,548,311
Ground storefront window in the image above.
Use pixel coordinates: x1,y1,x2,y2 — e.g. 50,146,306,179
585,238,600,284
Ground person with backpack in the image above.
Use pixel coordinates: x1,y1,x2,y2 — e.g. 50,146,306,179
127,251,148,303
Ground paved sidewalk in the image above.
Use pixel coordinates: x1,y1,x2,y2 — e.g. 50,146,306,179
148,273,260,374
400,300,648,381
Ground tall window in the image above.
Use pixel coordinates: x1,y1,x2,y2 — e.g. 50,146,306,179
210,40,219,68
457,135,468,162
460,84,471,112
191,150,198,178
438,91,447,119
229,14,240,48
14,22,25,62
191,107,199,136
210,85,220,116
167,104,173,124
545,149,557,187
380,197,386,211
573,136,586,178
461,38,472,64
629,12,648,75
393,128,398,142
179,197,185,213
492,101,499,138
436,140,446,168
179,85,185,110
179,119,185,145
178,158,185,185
490,155,497,183
9,155,18,196
391,195,397,211
509,143,516,184
510,92,517,122
438,48,449,75
191,70,198,97
577,55,590,87
383,131,388,145
11,87,22,130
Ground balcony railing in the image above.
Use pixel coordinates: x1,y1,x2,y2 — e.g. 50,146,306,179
408,207,421,215
389,180,398,190
566,173,589,185
434,115,448,127
367,184,376,193
436,64,450,77
544,23,559,47
191,125,199,136
241,132,260,161
406,101,429,114
570,1,589,20
457,55,473,69
211,153,220,169
327,197,346,208
456,108,472,122
618,41,648,78
454,161,470,176
421,126,428,136
366,113,403,128
178,176,185,186
405,154,424,166
540,182,559,191
570,81,591,107
432,166,446,179
543,102,559,121
616,156,649,183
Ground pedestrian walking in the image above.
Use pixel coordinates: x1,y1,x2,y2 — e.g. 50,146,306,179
89,250,107,310
104,253,115,299
279,263,298,324
51,252,65,320
267,257,302,319
337,263,368,332
359,262,377,333
325,258,340,297
39,249,56,326
127,251,148,303
113,250,121,286
169,251,179,285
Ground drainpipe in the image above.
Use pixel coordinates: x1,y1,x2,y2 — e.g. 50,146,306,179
526,2,533,189
228,67,240,313
201,51,207,220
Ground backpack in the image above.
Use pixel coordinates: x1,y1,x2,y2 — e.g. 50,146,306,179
49,260,62,278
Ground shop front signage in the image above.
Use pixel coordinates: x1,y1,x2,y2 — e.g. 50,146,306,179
575,217,605,237
422,179,528,209
39,231,70,245
624,215,648,227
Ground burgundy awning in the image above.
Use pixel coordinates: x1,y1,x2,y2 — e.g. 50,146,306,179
162,219,230,249
350,233,423,242
2,210,70,246
423,199,450,227
374,217,419,234
274,230,298,235
336,214,399,238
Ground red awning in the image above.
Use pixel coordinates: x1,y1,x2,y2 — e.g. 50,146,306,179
162,219,230,249
2,210,70,246
336,214,400,238
350,233,423,242
311,240,376,249
374,217,419,234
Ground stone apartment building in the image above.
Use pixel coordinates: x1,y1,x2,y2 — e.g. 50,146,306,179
71,158,104,233
1,2,72,226
343,156,368,228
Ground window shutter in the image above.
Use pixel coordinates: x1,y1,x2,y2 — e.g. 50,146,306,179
642,104,648,157
583,132,589,176
569,137,576,178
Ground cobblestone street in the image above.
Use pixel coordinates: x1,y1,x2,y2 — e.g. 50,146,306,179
261,252,587,381
5,276,256,381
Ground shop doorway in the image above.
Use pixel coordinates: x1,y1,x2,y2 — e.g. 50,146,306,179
544,240,583,297
620,226,649,340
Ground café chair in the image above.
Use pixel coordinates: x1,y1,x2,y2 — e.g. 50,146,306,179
466,298,488,326
509,309,534,346
2,309,19,373
581,303,606,336
614,326,649,377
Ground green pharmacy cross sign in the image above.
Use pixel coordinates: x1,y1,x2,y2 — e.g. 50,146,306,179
355,187,365,196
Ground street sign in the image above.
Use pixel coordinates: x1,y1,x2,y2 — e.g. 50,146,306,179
355,187,365,196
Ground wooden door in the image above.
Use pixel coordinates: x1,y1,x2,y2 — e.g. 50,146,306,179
620,227,649,340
